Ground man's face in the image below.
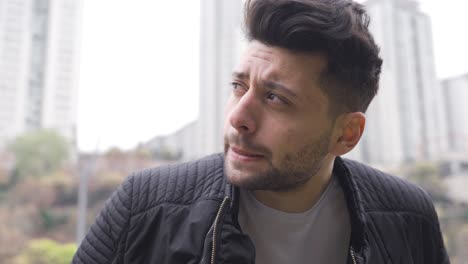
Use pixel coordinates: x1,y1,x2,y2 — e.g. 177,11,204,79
224,41,335,192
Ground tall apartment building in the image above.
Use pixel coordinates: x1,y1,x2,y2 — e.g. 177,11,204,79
145,0,244,161
441,73,468,155
196,0,244,157
347,0,447,166
0,0,81,149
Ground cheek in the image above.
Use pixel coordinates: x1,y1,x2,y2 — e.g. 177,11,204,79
267,128,297,160
272,128,312,157
279,128,301,146
286,128,297,141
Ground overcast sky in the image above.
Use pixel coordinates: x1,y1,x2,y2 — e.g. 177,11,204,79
77,0,468,152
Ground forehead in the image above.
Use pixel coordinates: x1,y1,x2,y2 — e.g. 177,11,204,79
238,41,328,83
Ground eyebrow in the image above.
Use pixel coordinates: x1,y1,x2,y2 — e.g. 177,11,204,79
232,71,297,98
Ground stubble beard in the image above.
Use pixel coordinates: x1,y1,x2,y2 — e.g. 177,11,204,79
224,132,330,192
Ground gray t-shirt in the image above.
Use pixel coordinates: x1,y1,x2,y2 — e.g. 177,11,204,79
238,175,351,264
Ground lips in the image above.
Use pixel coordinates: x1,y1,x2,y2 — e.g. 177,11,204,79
229,146,264,161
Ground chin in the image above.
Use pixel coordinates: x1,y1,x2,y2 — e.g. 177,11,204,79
225,163,243,184
225,162,252,186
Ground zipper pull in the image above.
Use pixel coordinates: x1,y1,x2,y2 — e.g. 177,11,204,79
350,246,358,264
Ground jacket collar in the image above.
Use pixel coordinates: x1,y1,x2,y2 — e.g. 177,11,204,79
334,157,369,263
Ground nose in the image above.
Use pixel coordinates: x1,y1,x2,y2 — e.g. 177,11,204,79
228,92,257,135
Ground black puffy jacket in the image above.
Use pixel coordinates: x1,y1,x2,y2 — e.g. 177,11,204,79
72,154,450,264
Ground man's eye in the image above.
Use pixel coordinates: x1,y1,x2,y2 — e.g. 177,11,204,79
266,93,284,104
231,82,246,95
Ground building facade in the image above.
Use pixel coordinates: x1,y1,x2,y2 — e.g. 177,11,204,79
0,0,81,149
346,0,447,166
441,73,468,155
145,0,245,160
145,121,199,161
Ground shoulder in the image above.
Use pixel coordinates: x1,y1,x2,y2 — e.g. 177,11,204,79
73,155,227,263
340,158,438,222
127,153,227,213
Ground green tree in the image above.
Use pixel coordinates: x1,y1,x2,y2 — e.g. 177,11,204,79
9,129,69,180
13,239,76,264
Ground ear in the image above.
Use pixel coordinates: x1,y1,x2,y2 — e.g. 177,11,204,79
329,112,366,156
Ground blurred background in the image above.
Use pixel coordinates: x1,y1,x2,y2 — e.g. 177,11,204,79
0,0,467,263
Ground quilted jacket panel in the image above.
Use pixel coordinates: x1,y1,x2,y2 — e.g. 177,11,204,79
72,154,449,264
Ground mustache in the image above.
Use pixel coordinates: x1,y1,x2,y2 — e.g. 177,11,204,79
224,133,272,157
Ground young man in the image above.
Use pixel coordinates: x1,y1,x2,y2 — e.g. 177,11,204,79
73,0,449,263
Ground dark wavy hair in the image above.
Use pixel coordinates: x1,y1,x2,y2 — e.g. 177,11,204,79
244,0,383,115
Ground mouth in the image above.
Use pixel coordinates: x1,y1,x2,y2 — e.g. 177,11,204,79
229,146,264,162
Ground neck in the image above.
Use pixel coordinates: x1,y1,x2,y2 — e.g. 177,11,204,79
253,155,335,213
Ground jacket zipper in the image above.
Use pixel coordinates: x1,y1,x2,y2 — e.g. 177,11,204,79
208,196,357,264
210,196,230,264
350,246,357,264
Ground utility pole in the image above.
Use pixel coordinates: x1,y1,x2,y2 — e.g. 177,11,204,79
76,142,99,244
